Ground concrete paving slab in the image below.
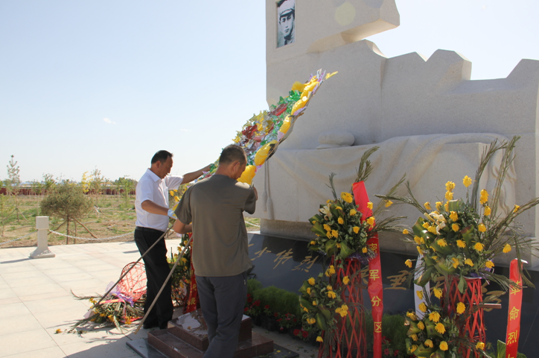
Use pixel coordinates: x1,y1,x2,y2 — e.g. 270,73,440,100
0,314,44,336
4,345,67,358
0,302,32,319
0,239,314,358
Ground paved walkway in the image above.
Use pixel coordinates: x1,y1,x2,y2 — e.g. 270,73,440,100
0,238,317,358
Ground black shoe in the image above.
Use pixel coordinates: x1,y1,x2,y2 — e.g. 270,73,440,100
159,321,169,329
143,322,159,329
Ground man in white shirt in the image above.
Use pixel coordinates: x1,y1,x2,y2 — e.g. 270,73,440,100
135,150,210,329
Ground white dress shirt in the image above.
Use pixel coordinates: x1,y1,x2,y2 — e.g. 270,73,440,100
135,169,183,232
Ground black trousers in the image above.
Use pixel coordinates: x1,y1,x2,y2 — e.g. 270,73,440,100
196,272,248,358
134,227,173,328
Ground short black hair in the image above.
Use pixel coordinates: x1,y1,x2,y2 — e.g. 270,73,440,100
151,150,173,165
219,145,246,165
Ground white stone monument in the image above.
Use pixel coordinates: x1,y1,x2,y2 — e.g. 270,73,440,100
252,0,539,267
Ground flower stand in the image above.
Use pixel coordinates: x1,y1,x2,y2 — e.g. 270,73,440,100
444,276,486,358
319,258,367,358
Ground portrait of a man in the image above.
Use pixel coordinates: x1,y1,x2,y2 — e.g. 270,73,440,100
277,0,295,48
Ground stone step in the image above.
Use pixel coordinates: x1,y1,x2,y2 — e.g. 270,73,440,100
148,329,274,358
166,309,253,351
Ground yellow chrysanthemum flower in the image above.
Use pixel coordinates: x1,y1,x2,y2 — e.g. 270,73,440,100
310,240,316,245
332,230,338,238
418,302,427,313
362,247,368,253
411,334,418,341
402,229,409,235
308,278,315,285
474,242,484,251
476,342,485,350
316,336,323,342
452,223,460,232
353,226,360,234
385,200,393,208
503,244,512,253
417,321,425,330
435,323,446,334
463,176,472,187
465,258,474,267
457,240,466,248
437,239,447,247
338,217,344,225
367,202,373,210
486,260,495,269
367,217,375,227
341,192,353,203
484,206,491,216
457,302,466,314
416,290,423,300
343,276,350,285
422,222,430,229
350,209,357,216
414,236,422,244
424,202,432,210
429,312,440,322
405,259,412,268
433,288,443,299
444,202,449,212
323,224,331,232
446,181,456,191
327,291,336,299
406,311,417,320
480,189,489,205
307,317,316,325
312,301,317,306
327,285,333,291
326,231,332,239
417,246,424,255
410,345,418,353
445,191,454,201
452,257,460,269
449,211,458,222
439,341,449,351
514,205,520,213
436,201,443,210
424,339,433,348
478,223,486,233
306,288,311,295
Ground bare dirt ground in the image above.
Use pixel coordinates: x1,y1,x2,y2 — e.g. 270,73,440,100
0,195,260,248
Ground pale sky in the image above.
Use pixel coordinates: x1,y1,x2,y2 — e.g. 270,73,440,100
1,0,538,183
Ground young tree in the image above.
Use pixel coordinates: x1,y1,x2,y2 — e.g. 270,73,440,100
6,155,21,221
40,181,92,243
89,169,105,205
42,173,56,194
0,194,14,237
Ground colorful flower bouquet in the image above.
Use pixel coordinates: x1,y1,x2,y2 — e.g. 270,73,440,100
168,238,192,306
299,268,351,345
308,148,404,263
197,69,337,185
381,137,538,292
405,287,489,358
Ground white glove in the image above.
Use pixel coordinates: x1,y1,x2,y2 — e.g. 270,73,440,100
167,209,176,219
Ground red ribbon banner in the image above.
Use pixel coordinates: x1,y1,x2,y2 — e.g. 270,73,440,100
352,181,383,358
505,259,524,358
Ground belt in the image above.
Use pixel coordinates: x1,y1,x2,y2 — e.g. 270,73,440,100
135,226,165,234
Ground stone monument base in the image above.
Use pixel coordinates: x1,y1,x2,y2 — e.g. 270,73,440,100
127,309,288,358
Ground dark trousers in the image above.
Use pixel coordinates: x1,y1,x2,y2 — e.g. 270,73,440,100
134,227,173,328
196,272,248,358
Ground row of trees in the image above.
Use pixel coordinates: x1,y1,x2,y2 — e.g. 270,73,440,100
0,155,138,238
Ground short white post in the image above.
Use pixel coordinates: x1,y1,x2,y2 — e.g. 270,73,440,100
30,216,55,259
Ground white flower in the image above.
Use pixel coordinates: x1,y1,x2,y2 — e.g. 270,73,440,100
319,205,332,218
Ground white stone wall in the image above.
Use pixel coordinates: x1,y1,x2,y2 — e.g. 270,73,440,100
257,0,539,266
